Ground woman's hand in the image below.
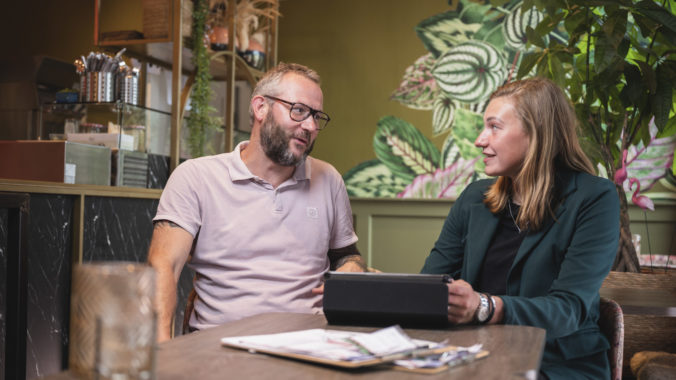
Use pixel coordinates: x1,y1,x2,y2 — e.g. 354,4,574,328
446,279,481,324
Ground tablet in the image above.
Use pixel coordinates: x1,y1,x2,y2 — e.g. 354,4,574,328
322,272,451,328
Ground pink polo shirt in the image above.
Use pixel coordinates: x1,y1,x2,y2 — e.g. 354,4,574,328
154,142,358,330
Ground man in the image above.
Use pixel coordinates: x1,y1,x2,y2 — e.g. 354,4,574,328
148,62,366,342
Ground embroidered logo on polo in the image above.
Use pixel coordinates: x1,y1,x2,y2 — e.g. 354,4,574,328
306,207,319,219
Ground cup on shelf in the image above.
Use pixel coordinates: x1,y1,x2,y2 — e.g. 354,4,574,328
80,72,115,102
118,72,139,105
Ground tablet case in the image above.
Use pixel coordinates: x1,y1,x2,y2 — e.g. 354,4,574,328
323,272,451,328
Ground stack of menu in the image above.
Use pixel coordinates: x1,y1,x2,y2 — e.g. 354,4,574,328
221,325,488,374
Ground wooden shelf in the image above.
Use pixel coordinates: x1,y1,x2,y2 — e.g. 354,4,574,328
94,0,278,169
97,40,264,83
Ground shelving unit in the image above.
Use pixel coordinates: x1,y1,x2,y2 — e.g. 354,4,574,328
93,0,278,170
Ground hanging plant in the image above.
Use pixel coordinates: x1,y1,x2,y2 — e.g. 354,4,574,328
186,0,222,158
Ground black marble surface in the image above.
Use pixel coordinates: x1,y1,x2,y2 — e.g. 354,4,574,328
25,194,73,379
1,193,195,380
82,197,158,263
1,208,7,379
147,154,170,189
81,196,193,336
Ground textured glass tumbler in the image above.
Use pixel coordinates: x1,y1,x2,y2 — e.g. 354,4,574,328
69,262,156,380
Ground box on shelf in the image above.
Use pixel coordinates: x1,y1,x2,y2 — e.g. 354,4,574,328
67,133,135,151
0,140,111,185
142,0,172,39
113,150,149,188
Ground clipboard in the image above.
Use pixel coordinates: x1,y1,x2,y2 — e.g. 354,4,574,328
220,328,489,372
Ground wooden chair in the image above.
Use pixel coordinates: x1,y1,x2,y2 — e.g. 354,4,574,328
599,297,624,380
182,287,197,335
601,271,676,378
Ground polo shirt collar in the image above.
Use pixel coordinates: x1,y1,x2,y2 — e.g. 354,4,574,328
228,141,312,182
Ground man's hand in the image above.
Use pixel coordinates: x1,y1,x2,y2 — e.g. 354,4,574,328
312,254,375,295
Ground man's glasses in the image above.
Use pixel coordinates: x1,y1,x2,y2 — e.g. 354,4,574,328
263,95,331,130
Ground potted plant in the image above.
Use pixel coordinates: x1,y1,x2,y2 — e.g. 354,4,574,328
186,0,222,158
523,0,676,271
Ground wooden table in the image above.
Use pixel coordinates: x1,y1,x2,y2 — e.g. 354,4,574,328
43,312,545,379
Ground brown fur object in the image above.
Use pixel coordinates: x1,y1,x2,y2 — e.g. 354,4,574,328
631,351,676,380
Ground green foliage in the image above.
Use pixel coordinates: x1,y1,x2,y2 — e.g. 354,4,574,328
522,0,676,175
373,116,441,182
186,0,222,158
343,160,409,197
389,53,439,110
349,0,675,203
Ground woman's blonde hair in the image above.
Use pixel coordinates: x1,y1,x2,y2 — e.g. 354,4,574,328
484,77,595,231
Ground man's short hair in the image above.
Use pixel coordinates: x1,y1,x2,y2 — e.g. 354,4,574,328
249,62,321,123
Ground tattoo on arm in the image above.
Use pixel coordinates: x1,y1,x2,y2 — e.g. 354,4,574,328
154,220,182,229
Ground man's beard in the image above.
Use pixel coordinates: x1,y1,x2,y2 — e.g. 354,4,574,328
260,112,314,166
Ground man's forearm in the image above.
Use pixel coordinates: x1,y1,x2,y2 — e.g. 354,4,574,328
328,243,364,270
147,220,194,342
335,254,367,271
153,265,178,342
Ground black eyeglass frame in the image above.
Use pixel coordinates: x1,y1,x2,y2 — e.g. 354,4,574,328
263,95,331,130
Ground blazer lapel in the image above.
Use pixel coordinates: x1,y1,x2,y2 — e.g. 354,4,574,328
464,203,500,283
509,170,578,281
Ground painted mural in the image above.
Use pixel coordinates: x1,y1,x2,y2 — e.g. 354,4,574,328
343,0,676,203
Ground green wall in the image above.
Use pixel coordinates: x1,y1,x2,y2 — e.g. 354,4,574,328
278,0,450,175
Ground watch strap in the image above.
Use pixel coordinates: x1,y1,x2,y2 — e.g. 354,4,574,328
484,294,496,324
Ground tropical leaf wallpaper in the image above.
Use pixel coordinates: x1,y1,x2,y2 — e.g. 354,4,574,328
344,0,676,201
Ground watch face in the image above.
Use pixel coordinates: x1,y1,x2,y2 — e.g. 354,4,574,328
477,294,490,322
477,304,490,321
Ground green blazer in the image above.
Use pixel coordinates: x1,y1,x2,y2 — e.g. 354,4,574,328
421,169,619,379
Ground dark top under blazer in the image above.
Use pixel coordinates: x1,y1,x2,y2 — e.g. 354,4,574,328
421,169,620,379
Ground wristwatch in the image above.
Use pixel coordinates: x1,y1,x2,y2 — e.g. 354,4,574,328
474,292,491,324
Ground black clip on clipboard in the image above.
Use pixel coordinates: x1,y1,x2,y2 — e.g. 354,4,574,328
322,272,452,328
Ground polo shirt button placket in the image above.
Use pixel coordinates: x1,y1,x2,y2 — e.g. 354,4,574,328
273,188,283,213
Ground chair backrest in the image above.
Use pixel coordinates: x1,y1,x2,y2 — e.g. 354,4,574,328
599,297,624,380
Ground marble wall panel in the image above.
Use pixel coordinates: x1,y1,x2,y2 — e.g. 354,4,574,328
81,196,193,336
147,154,170,189
82,197,158,263
25,194,73,379
1,208,7,380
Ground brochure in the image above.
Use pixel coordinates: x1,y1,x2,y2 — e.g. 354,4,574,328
221,325,488,373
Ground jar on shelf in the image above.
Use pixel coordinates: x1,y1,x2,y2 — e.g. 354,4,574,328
122,125,146,152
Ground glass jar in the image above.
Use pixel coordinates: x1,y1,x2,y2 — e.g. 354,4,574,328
123,125,146,152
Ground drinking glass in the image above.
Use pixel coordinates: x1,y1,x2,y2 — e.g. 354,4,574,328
69,262,156,380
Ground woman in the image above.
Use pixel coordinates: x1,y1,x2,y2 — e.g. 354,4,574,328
421,78,619,379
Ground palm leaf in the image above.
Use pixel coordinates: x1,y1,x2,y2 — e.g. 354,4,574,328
343,159,409,198
397,157,480,199
373,116,441,182
416,11,482,57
